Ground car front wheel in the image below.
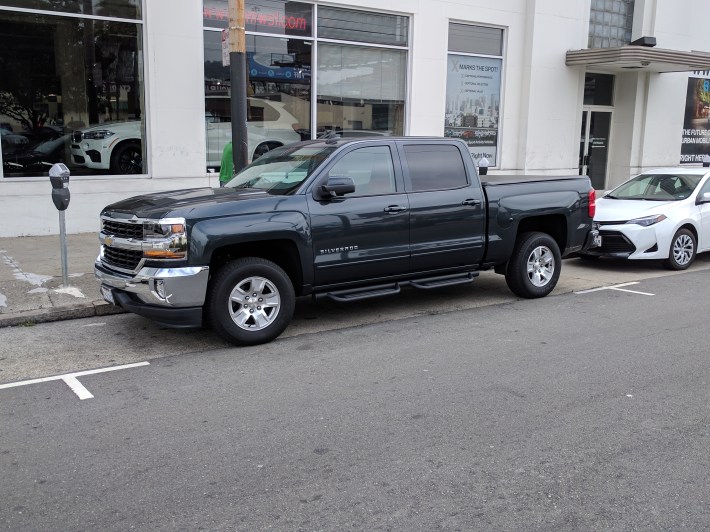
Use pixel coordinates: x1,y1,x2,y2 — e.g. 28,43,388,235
663,228,696,270
111,142,143,174
505,232,561,298
207,257,295,345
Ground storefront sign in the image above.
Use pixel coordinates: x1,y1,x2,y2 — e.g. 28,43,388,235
444,54,501,166
203,1,312,37
680,76,710,164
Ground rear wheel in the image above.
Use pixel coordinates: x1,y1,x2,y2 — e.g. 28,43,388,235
110,142,143,174
663,228,696,270
252,142,282,161
505,232,561,298
207,257,295,345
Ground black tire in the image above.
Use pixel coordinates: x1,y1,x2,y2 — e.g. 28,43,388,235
505,232,562,298
252,142,281,161
663,228,696,270
111,142,143,174
207,257,295,345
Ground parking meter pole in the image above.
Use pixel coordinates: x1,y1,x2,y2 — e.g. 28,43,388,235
58,210,69,287
228,0,249,173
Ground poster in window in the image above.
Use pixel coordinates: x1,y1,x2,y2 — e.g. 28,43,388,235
680,76,710,164
444,54,501,166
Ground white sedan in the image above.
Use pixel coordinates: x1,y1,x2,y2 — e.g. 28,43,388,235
580,167,710,269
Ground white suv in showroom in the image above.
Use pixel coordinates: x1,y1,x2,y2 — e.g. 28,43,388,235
70,98,302,174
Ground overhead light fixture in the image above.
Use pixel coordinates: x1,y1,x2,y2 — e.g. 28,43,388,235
631,36,657,47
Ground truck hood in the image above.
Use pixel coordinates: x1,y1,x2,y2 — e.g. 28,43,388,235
102,187,274,220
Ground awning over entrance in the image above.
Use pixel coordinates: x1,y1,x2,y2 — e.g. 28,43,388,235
566,45,710,73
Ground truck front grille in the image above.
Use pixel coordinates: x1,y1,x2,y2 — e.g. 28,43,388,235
103,246,143,271
103,219,143,239
598,230,636,254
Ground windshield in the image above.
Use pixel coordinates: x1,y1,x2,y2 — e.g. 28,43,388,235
606,173,703,201
225,145,336,195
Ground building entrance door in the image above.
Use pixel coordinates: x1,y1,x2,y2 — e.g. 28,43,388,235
579,108,612,190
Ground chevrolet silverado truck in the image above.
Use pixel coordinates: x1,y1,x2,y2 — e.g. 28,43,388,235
95,137,599,345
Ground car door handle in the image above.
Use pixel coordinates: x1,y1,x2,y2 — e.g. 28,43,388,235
462,198,482,206
384,205,408,214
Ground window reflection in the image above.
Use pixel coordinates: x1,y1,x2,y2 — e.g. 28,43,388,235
0,1,141,19
0,11,145,177
203,32,311,169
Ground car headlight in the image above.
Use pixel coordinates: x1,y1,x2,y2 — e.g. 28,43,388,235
625,214,667,227
142,218,187,259
82,130,115,140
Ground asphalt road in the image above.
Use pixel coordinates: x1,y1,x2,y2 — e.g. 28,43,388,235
1,268,709,530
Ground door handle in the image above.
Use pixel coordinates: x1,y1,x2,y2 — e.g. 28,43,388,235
462,198,482,206
384,205,408,214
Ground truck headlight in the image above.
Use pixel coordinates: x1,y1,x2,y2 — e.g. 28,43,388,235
625,214,667,227
142,218,187,259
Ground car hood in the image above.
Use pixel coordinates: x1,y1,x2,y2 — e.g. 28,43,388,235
102,187,277,220
595,196,681,222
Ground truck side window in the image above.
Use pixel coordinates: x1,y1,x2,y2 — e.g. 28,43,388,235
328,146,396,195
403,144,468,192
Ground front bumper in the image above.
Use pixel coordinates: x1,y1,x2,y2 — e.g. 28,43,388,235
95,258,209,328
71,141,110,170
581,221,672,260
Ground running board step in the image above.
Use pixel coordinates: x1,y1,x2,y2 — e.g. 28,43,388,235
323,283,401,302
409,271,478,290
318,272,478,303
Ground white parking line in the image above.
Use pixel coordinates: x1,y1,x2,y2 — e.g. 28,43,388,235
0,362,150,400
575,282,655,296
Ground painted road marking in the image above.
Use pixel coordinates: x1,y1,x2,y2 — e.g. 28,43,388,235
575,281,655,297
0,361,150,400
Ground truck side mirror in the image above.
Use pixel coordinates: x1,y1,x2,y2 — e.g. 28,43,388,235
318,176,355,199
49,163,71,211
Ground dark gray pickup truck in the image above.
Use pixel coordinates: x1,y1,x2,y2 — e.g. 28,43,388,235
95,137,599,345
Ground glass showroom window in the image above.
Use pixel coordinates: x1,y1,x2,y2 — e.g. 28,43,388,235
203,32,311,168
445,23,503,166
203,0,313,170
316,6,408,137
0,8,145,177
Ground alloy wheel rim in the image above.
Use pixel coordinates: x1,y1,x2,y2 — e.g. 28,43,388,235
526,245,555,287
228,276,281,330
673,234,694,265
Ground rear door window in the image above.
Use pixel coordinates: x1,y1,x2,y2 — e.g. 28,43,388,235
402,144,468,191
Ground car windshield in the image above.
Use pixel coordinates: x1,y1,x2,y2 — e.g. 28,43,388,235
225,145,336,195
606,173,703,201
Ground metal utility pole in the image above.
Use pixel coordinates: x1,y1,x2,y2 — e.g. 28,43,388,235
228,0,249,173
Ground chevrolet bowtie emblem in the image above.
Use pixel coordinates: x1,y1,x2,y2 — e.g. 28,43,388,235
103,235,114,246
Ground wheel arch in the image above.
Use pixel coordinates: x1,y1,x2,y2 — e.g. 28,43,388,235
516,214,568,254
208,239,304,296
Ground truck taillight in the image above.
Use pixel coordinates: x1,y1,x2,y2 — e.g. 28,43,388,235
588,189,596,218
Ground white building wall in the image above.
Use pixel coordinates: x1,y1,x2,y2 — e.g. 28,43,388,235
3,0,710,235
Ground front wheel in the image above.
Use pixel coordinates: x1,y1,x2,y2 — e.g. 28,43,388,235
110,142,143,174
663,228,696,270
505,232,562,298
207,258,295,345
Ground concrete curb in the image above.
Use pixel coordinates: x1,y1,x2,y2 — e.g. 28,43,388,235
0,300,126,328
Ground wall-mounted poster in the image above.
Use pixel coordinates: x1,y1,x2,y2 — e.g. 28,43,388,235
444,54,501,166
681,76,710,164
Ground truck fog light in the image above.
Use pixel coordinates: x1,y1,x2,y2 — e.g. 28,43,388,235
155,279,166,299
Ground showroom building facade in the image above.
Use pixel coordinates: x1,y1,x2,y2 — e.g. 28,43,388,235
1,0,710,236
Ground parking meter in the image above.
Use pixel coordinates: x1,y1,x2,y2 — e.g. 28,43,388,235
49,163,71,211
478,157,489,176
49,163,71,286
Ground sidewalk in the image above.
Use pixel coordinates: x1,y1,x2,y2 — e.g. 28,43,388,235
0,232,124,327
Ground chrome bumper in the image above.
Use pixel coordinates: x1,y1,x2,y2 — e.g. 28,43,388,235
95,258,209,308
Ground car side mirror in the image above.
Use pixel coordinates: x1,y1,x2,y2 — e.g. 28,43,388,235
696,191,710,205
317,176,355,199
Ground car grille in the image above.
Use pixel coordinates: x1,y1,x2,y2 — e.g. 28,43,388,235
598,230,636,254
103,246,143,271
102,219,143,239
